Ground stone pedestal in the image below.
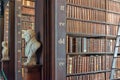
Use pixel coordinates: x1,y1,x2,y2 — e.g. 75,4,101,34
23,65,42,80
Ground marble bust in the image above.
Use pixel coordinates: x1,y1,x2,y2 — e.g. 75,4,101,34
23,29,41,66
1,41,9,61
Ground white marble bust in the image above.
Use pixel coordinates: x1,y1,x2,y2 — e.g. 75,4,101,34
23,29,41,66
1,41,9,61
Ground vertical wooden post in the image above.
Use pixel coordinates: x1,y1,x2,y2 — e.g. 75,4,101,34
36,0,66,80
8,0,15,80
35,0,53,79
35,0,44,80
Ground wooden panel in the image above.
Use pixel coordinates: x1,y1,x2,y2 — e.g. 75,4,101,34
55,0,66,80
35,0,44,80
8,0,15,80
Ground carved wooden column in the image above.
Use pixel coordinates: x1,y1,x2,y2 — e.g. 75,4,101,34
9,0,15,80
35,0,44,80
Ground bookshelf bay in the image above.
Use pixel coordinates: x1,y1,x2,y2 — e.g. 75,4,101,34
66,0,120,80
21,0,35,79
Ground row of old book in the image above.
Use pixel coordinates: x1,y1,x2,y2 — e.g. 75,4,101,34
66,20,117,36
67,37,117,53
67,5,120,24
21,0,35,30
4,4,9,42
66,0,106,9
22,0,35,7
106,13,120,24
66,5,106,22
106,0,120,12
22,22,34,30
66,72,111,80
66,55,120,80
66,0,120,12
22,7,35,16
22,15,35,22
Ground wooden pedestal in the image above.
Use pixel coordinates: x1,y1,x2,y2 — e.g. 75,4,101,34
23,65,42,80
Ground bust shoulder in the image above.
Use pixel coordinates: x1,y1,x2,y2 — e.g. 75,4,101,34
23,29,41,66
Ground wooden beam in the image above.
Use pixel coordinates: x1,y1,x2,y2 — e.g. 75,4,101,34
35,0,44,80
8,0,15,80
35,0,54,80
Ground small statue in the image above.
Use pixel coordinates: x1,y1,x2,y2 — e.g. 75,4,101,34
23,29,41,66
1,41,9,61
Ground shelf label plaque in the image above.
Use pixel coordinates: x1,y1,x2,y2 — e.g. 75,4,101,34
58,38,65,44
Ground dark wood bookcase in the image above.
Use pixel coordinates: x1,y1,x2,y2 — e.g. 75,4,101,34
66,0,120,80
2,0,120,80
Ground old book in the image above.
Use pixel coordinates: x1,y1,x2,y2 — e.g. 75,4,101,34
82,38,87,52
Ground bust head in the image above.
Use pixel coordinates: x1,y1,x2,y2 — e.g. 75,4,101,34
23,29,35,42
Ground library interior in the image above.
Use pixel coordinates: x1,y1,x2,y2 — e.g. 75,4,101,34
0,0,120,80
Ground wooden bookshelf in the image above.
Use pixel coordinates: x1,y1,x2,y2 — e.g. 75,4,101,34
21,0,35,30
21,0,35,58
66,0,120,80
21,0,35,79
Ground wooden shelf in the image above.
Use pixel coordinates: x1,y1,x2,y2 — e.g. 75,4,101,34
66,70,111,77
22,5,35,9
22,13,35,16
67,32,116,39
67,32,106,38
67,3,120,15
106,35,116,39
67,17,118,26
26,0,35,2
22,20,34,23
66,52,120,55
